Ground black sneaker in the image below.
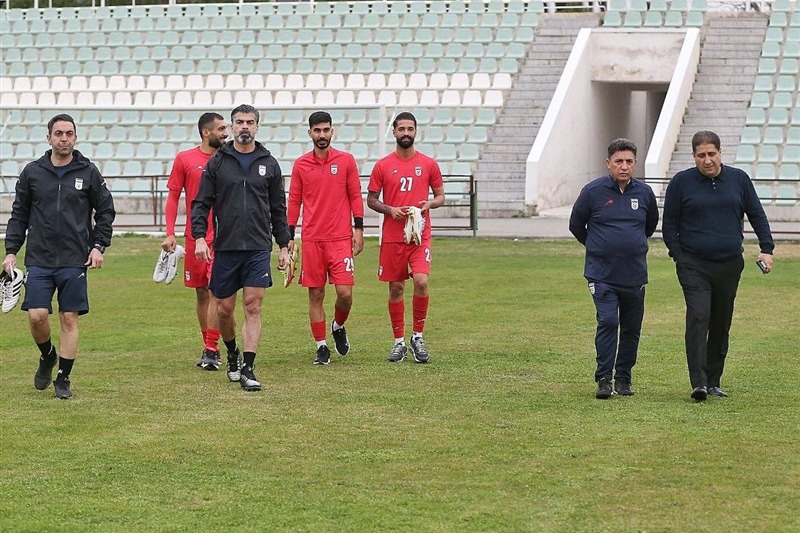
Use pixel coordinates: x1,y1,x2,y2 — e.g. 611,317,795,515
239,365,261,392
410,336,430,364
708,386,728,398
614,379,634,396
198,349,220,371
331,321,350,356
691,386,708,401
596,376,613,399
226,349,241,382
314,345,331,365
34,350,58,391
387,343,407,363
53,376,73,400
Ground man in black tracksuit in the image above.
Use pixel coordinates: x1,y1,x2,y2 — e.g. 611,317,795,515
191,104,291,393
569,139,659,399
3,113,116,400
663,130,774,402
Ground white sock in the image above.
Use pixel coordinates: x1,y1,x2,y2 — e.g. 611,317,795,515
412,332,423,340
332,321,342,331
316,340,327,348
394,338,405,345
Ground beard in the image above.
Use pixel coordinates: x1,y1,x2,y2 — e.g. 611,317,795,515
396,136,414,149
209,136,225,149
236,133,254,145
315,138,330,149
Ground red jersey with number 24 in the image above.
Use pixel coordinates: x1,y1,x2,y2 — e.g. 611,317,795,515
368,151,443,243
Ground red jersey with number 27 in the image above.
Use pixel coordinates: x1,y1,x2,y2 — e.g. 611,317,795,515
166,146,214,240
368,151,443,243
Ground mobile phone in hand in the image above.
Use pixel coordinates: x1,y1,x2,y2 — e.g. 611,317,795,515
756,259,768,274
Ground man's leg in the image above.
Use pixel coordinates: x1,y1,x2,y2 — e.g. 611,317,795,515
676,257,713,390
241,286,265,355
216,293,238,347
330,284,353,357
309,286,332,364
706,256,743,389
590,282,620,384
387,281,407,362
615,285,645,384
30,308,59,390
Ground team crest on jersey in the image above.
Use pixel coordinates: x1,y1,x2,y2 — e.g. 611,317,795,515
631,198,639,210
331,164,338,175
259,165,266,176
414,166,422,177
74,177,84,190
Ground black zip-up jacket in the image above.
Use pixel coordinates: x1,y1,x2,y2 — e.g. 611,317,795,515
191,141,290,251
5,149,116,268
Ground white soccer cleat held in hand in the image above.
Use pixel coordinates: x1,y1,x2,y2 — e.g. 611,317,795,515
1,267,24,313
153,245,185,284
403,206,425,245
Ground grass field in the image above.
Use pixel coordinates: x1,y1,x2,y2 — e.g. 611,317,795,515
1,236,798,533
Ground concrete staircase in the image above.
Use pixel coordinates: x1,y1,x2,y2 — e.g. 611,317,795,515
666,12,768,176
475,13,602,217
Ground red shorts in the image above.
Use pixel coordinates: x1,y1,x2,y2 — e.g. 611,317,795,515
183,237,213,289
300,239,355,288
378,241,432,282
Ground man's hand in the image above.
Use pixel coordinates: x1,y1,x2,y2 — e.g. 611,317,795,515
278,247,291,270
287,239,295,256
353,229,364,256
757,252,774,274
389,206,408,220
2,253,17,277
195,238,211,262
85,248,104,269
161,235,176,252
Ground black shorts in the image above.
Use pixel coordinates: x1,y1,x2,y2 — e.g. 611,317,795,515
209,250,272,299
22,266,90,315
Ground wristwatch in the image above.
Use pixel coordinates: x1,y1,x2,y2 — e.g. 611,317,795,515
93,244,106,254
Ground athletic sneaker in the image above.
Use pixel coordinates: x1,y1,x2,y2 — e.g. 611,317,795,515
410,336,430,364
239,365,261,392
331,321,350,356
1,267,24,313
153,250,170,283
226,349,241,382
53,376,72,400
164,245,185,285
197,349,220,371
387,343,407,363
314,345,331,365
34,349,57,390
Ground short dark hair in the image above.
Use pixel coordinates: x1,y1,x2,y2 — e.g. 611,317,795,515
231,104,259,124
691,130,721,153
308,111,332,129
47,113,76,135
607,138,637,159
198,112,224,137
392,112,417,129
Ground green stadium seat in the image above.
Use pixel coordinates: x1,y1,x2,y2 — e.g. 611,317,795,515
755,163,776,180
784,146,800,164
779,164,799,180
735,144,756,163
624,11,644,26
760,145,780,163
686,10,704,26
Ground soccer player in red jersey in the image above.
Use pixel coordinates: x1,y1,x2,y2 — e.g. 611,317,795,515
367,112,446,364
161,113,228,370
288,111,365,365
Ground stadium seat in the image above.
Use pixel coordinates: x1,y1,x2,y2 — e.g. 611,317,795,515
760,145,780,163
734,144,756,163
775,184,797,205
779,163,800,180
784,146,800,164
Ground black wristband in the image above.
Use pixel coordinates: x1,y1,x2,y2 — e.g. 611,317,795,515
354,217,364,229
93,244,106,254
289,226,296,240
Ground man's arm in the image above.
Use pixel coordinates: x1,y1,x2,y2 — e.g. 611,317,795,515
661,177,684,261
645,188,659,238
89,164,116,250
190,164,216,240
420,185,445,213
268,161,291,250
4,170,32,262
162,188,181,252
367,191,406,220
568,190,589,245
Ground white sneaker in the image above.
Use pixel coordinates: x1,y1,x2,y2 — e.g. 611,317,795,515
165,245,185,285
1,267,24,313
403,206,425,245
153,250,170,283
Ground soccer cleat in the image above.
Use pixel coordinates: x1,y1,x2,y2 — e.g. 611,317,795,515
313,345,331,365
331,321,350,356
239,366,261,392
283,244,300,288
153,250,170,282
34,350,58,390
596,376,613,399
1,267,24,313
197,349,220,371
53,376,73,400
164,245,185,285
226,349,242,382
387,342,407,363
403,206,425,245
410,336,430,364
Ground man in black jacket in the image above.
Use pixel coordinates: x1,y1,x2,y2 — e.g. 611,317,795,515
191,104,291,392
663,130,774,401
3,113,115,400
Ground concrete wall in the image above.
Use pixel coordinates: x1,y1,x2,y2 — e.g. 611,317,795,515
528,28,698,212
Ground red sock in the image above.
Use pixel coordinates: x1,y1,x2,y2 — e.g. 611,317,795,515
205,328,220,351
334,306,350,327
388,300,405,339
412,295,429,334
310,320,327,342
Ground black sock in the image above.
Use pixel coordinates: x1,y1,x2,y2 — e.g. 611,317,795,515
37,339,54,359
56,357,74,380
223,338,238,353
243,351,256,368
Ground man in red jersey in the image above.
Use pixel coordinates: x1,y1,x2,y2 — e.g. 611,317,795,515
367,112,445,364
288,111,365,365
161,113,228,370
